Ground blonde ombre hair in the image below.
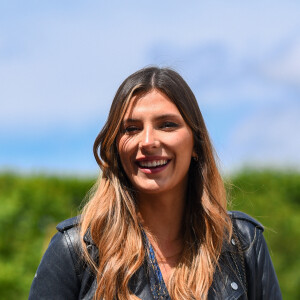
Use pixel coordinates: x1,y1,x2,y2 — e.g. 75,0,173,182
80,67,232,299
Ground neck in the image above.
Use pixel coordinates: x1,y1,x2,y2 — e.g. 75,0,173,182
137,189,187,284
137,189,186,264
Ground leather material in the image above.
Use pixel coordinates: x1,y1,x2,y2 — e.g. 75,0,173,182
29,211,282,299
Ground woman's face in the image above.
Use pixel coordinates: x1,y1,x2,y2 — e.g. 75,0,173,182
117,89,195,197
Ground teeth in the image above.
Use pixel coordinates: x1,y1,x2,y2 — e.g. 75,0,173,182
139,159,168,168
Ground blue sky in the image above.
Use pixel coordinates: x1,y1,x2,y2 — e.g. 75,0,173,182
1,0,299,174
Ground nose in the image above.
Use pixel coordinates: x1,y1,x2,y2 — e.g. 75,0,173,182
139,125,160,150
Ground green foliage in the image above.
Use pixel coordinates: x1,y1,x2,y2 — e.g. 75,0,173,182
0,169,299,299
0,172,95,299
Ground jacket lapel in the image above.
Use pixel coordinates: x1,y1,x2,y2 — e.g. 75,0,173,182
129,264,153,299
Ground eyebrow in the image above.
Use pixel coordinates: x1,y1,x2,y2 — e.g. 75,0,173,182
123,114,181,124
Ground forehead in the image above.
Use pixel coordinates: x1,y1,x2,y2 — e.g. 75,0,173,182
123,89,181,119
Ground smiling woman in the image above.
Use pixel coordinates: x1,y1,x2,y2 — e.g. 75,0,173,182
118,90,195,197
29,67,282,299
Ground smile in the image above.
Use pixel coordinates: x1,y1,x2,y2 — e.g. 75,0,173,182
137,159,169,168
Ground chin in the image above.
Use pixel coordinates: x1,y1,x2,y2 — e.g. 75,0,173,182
134,182,167,194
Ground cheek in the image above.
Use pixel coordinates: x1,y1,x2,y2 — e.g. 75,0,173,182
117,136,135,169
173,132,194,153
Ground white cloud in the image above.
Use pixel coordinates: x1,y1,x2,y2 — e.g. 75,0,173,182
1,1,299,134
222,103,300,170
147,40,299,109
0,15,148,134
263,37,300,86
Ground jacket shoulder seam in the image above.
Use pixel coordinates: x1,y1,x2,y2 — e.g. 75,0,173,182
229,210,264,231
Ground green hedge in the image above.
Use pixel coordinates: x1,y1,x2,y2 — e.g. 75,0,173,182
0,170,299,299
0,173,94,299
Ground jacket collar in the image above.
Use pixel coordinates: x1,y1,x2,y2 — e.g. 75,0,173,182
83,231,245,299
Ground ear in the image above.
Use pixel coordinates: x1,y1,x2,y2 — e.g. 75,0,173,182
192,150,198,161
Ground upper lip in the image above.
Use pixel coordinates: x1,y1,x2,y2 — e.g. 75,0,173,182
135,156,170,162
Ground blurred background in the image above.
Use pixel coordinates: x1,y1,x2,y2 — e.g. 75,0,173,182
0,1,299,299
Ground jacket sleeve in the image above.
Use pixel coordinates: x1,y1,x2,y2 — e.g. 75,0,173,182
28,230,81,300
245,228,282,299
230,211,282,300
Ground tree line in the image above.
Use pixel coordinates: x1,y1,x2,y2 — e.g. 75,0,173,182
0,169,299,299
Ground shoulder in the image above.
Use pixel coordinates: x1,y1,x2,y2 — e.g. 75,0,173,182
56,215,81,232
226,212,282,299
228,211,264,250
55,216,82,253
228,210,264,231
29,216,83,298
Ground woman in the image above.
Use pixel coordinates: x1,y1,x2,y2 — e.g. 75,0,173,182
29,67,282,299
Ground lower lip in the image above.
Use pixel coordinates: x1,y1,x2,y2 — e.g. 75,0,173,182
137,161,170,174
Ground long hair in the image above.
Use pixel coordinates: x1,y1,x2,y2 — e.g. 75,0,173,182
80,67,232,299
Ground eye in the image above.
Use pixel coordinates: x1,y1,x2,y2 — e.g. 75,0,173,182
160,121,179,129
123,126,140,133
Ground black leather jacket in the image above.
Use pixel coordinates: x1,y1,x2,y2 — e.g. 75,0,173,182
29,211,282,299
